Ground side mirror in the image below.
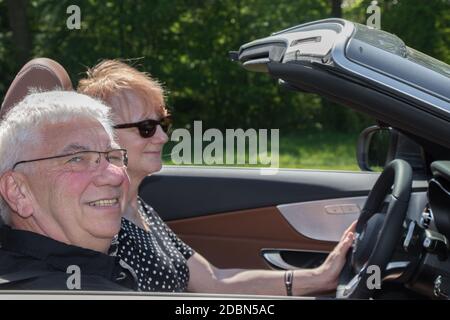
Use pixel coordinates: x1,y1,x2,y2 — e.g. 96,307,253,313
357,126,393,172
357,126,426,176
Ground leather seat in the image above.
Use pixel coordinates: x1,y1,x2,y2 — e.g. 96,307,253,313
1,57,73,118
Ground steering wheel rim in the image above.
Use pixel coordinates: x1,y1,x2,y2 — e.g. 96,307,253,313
336,159,412,299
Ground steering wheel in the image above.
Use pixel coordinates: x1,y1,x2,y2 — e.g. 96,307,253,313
336,159,412,299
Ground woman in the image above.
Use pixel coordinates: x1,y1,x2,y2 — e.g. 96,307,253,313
78,60,355,296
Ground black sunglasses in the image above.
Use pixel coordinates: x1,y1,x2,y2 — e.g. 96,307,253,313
113,116,172,138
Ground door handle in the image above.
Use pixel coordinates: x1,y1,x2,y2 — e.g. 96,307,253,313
260,248,328,270
261,250,299,270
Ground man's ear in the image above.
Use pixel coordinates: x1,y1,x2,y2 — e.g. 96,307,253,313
0,172,34,218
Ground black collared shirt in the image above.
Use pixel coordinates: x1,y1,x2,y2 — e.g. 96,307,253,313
0,225,138,291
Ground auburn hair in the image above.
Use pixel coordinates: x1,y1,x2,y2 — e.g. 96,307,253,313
78,59,167,117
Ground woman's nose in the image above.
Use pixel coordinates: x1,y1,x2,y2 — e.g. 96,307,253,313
152,125,169,144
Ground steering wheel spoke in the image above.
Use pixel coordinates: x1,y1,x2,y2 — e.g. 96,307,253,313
343,268,365,297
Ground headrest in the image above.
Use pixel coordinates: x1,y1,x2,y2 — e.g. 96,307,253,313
0,58,73,118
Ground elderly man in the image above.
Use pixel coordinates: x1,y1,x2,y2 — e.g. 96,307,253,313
0,90,138,290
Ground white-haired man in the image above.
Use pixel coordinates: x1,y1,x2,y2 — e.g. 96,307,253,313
0,90,137,290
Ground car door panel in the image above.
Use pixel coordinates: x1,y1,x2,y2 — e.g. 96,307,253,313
277,196,366,242
166,206,335,269
139,166,426,269
140,166,381,221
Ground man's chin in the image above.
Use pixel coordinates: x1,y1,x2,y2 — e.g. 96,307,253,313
91,229,121,243
88,220,122,240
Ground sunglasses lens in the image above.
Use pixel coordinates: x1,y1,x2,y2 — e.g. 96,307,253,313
139,124,157,138
163,124,172,134
134,117,172,138
161,118,173,134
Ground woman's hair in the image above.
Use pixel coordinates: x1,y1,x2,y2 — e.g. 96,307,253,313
77,59,167,117
0,90,115,223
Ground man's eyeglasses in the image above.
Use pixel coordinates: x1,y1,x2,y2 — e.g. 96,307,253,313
113,116,172,138
12,149,128,172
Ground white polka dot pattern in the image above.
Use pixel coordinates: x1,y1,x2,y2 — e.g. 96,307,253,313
117,198,194,292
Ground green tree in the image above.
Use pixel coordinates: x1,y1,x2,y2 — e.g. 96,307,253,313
0,0,448,135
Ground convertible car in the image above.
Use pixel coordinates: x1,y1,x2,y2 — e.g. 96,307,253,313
1,18,450,300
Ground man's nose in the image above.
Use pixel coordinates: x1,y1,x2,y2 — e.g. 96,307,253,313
94,160,128,187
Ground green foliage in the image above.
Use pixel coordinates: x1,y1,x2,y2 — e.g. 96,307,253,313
277,131,359,170
0,0,448,137
0,0,15,96
162,130,360,170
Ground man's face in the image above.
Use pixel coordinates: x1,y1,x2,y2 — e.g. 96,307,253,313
20,118,129,251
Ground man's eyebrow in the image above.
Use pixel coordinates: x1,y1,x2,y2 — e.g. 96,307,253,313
60,143,116,154
60,144,89,154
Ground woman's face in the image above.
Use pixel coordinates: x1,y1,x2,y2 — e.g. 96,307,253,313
108,89,168,182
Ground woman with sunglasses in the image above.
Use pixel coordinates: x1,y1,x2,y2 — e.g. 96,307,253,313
78,60,355,296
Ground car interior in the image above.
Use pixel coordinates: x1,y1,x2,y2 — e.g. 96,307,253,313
1,18,450,300
228,18,450,299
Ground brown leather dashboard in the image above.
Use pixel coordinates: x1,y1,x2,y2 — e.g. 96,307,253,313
168,206,336,269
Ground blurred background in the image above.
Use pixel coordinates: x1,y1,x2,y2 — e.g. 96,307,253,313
0,0,449,170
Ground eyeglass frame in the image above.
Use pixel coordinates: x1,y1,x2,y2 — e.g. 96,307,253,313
12,148,128,171
113,115,172,138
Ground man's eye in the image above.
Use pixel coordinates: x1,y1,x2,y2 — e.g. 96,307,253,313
67,156,84,163
107,155,122,163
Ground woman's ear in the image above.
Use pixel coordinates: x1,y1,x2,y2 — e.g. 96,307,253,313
0,172,34,218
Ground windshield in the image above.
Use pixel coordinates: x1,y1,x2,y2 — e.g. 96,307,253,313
347,23,450,103
406,46,450,79
352,24,407,57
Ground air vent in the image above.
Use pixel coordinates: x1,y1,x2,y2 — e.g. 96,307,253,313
290,36,321,47
237,42,286,73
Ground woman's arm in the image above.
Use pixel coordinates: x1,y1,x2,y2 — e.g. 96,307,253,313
186,222,355,296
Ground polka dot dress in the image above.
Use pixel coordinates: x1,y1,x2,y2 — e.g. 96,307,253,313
116,198,194,292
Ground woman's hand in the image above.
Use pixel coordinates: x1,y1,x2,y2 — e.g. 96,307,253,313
313,221,356,292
